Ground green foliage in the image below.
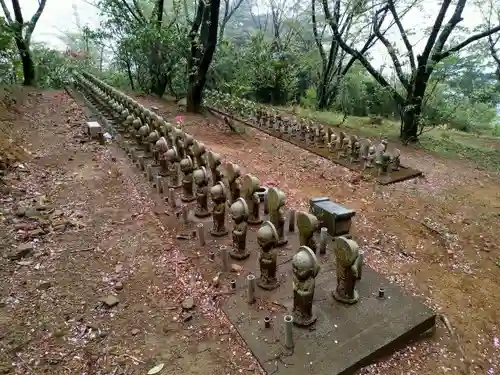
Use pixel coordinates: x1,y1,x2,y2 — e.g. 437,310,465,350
31,45,73,88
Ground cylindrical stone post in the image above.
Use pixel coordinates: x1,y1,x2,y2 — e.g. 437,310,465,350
263,192,269,215
221,246,230,272
181,204,189,224
156,176,163,195
247,274,256,304
288,210,296,232
284,315,294,349
138,156,145,170
357,249,364,280
197,223,205,246
319,227,328,255
168,188,176,208
146,164,153,182
162,178,169,197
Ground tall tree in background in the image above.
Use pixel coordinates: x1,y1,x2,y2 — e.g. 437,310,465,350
323,0,500,142
219,0,245,40
312,0,381,110
485,0,500,81
0,0,47,85
187,0,221,112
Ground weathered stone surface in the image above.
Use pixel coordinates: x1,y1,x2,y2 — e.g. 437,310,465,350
222,220,436,375
309,197,355,237
100,295,119,308
8,243,34,260
182,296,195,310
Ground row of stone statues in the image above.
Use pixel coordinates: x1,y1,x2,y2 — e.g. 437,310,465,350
72,71,364,330
204,90,401,175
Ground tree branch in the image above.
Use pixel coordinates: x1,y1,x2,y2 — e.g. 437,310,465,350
387,0,415,71
219,0,244,40
322,0,405,106
436,24,500,61
0,0,12,24
430,0,467,58
420,0,453,64
132,0,146,20
372,5,409,89
119,0,144,23
312,0,326,65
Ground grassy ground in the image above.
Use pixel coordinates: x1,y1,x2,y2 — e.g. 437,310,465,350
287,106,500,173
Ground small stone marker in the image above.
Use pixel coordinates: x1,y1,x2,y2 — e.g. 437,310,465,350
8,243,34,260
86,121,102,139
101,295,119,308
181,296,195,310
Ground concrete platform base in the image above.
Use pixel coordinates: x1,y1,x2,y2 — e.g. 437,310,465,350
221,226,436,375
208,107,423,185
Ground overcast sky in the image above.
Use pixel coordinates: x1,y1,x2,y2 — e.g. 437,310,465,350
0,0,491,70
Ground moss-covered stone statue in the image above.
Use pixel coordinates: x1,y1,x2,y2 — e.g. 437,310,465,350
257,221,279,290
207,151,223,185
229,197,249,260
267,187,287,246
225,162,241,205
172,128,185,159
210,182,228,237
165,146,181,189
332,236,361,304
193,166,210,218
136,123,150,151
241,174,262,225
292,245,320,327
155,137,169,177
183,133,195,160
296,211,319,253
193,140,207,168
148,130,160,162
180,156,195,202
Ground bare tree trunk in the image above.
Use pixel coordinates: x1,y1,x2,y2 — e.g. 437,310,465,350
187,0,221,112
14,37,36,86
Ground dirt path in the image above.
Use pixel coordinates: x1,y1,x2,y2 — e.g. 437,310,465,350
0,91,259,375
133,95,500,375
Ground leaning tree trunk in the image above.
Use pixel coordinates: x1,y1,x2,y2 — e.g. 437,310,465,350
400,72,428,143
15,37,35,86
187,80,204,112
316,81,329,110
186,0,221,113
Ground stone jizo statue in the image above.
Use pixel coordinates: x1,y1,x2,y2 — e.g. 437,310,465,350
155,137,169,176
193,167,210,218
240,174,262,225
210,182,228,237
225,162,241,205
207,151,223,185
193,140,207,168
180,156,195,202
332,236,361,304
229,197,249,260
136,124,150,150
165,147,181,188
257,221,279,290
148,130,160,161
183,134,195,160
297,211,319,253
267,187,287,246
292,245,320,327
173,128,185,159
